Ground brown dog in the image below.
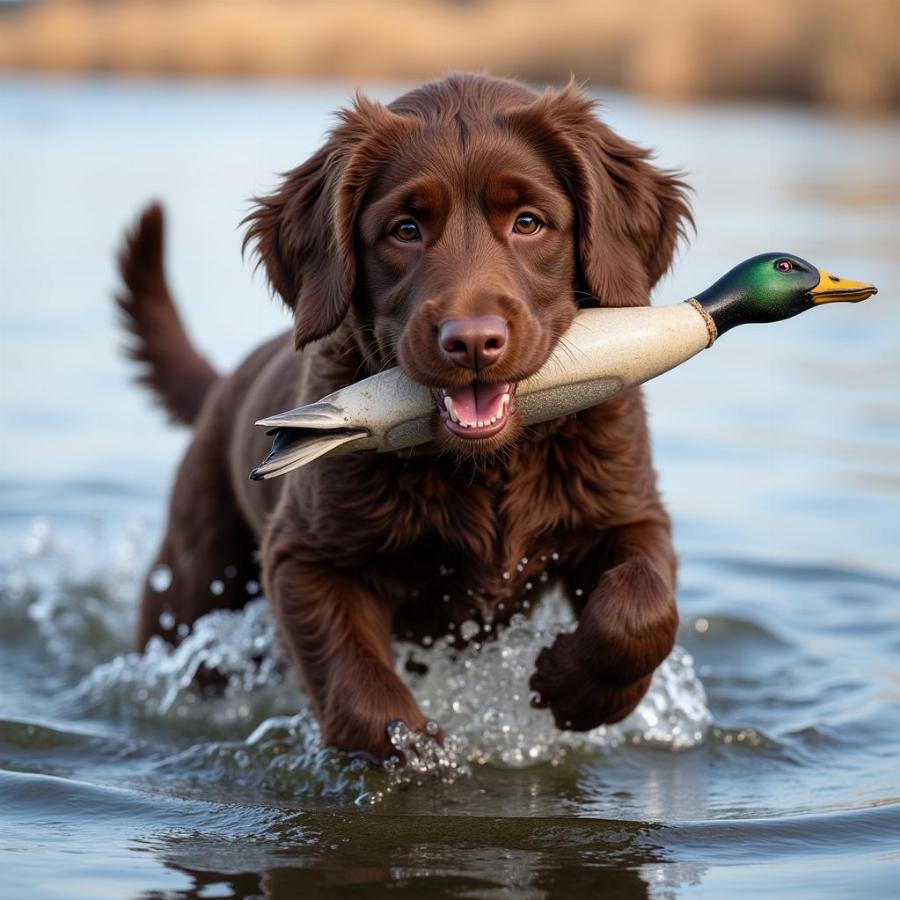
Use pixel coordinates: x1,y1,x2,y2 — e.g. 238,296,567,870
117,74,691,759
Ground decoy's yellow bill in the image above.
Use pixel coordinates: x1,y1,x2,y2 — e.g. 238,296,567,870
810,270,878,303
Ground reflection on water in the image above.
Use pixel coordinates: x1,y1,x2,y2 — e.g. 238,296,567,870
1,78,899,898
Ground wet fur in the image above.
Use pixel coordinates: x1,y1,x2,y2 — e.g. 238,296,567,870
119,74,691,758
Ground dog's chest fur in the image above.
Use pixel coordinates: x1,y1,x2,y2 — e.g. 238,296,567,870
298,391,656,630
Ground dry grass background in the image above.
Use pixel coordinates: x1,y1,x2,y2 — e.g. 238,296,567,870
1,0,898,111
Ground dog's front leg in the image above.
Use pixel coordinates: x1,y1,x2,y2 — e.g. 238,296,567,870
530,519,679,730
263,539,429,760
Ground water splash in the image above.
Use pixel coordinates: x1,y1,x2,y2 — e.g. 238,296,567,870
383,720,471,787
402,600,710,768
66,598,296,734
65,593,709,776
2,517,711,800
155,714,470,802
153,712,377,800
0,517,145,674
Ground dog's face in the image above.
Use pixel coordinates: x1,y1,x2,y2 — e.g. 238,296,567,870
246,75,691,455
356,129,577,451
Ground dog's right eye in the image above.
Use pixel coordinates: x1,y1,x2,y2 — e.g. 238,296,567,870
392,221,421,242
513,213,542,236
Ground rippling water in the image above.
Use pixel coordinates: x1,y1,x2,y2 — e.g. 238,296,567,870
1,78,899,898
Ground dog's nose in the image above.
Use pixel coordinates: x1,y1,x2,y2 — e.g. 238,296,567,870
438,316,508,371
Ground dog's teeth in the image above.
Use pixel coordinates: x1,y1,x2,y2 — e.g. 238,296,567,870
443,396,460,424
490,416,496,424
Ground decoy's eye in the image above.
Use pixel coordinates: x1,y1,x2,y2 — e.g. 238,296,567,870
393,220,421,242
513,213,542,235
775,259,794,273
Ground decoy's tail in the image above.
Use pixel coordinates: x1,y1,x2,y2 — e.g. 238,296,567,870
114,202,219,425
250,428,368,480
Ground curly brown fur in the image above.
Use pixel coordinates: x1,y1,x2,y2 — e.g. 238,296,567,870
121,74,691,759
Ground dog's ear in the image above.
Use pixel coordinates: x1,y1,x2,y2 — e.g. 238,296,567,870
504,83,693,308
244,95,421,349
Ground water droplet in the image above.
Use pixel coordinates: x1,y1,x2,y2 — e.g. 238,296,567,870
246,580,260,595
695,617,709,633
210,580,225,596
459,620,480,641
149,564,172,592
158,610,175,630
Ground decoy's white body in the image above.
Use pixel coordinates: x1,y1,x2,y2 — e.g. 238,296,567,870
251,300,717,479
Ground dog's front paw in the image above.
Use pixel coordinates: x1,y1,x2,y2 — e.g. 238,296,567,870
529,631,651,731
323,686,432,760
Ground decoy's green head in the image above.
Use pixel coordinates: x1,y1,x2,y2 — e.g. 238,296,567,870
695,252,877,336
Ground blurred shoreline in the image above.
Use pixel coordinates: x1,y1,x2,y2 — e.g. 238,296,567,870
1,0,898,112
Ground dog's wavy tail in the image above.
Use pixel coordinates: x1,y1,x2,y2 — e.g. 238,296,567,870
115,202,219,426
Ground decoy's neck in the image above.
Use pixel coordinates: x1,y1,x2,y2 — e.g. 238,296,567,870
693,276,772,337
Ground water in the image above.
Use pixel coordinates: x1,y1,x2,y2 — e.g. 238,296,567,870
1,78,899,898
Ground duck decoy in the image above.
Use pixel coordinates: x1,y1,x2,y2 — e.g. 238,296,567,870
251,253,876,480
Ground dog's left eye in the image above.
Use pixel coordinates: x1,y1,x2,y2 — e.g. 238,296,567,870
392,220,421,242
513,213,542,235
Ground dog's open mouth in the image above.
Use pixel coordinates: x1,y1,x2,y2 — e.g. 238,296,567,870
432,382,518,439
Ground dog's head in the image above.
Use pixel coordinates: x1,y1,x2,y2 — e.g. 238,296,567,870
245,75,691,455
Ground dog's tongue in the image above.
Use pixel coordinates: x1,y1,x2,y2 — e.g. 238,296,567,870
447,381,507,424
